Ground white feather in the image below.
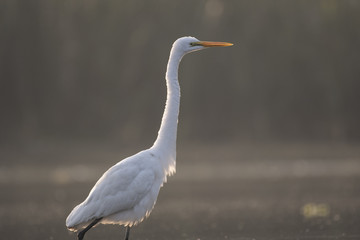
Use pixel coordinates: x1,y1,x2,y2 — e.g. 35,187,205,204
65,36,232,234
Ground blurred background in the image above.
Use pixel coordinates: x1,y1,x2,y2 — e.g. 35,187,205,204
2,0,360,145
1,1,360,240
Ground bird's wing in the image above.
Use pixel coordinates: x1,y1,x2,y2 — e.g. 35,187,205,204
90,162,155,217
66,152,157,228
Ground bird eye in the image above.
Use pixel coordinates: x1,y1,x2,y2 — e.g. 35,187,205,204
190,42,199,46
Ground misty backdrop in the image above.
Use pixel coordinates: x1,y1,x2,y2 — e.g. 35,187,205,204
1,0,360,147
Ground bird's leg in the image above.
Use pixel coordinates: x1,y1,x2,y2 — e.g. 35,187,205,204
77,218,102,240
124,226,131,240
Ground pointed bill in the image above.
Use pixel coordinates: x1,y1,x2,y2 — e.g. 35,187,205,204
193,41,233,47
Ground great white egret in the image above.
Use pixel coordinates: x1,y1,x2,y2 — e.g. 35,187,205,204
66,36,233,240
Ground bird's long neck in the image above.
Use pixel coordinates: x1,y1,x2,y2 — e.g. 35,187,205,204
152,47,183,176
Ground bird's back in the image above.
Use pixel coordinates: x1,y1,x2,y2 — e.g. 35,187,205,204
66,149,164,231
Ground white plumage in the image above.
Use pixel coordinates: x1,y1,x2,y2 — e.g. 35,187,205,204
66,36,232,240
67,150,164,229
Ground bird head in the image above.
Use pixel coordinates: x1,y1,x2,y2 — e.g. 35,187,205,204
172,36,233,56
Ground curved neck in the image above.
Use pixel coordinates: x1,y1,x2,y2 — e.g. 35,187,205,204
152,48,183,160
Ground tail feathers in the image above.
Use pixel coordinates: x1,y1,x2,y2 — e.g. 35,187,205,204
66,203,98,231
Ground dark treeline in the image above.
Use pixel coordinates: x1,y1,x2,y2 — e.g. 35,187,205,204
1,0,360,145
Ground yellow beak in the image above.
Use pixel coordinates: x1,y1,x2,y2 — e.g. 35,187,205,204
193,41,233,47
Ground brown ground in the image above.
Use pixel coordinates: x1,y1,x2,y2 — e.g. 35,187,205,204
1,142,359,240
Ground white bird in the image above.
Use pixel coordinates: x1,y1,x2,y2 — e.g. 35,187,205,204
66,36,233,240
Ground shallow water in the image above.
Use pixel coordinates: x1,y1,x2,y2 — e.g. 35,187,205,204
1,143,359,240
